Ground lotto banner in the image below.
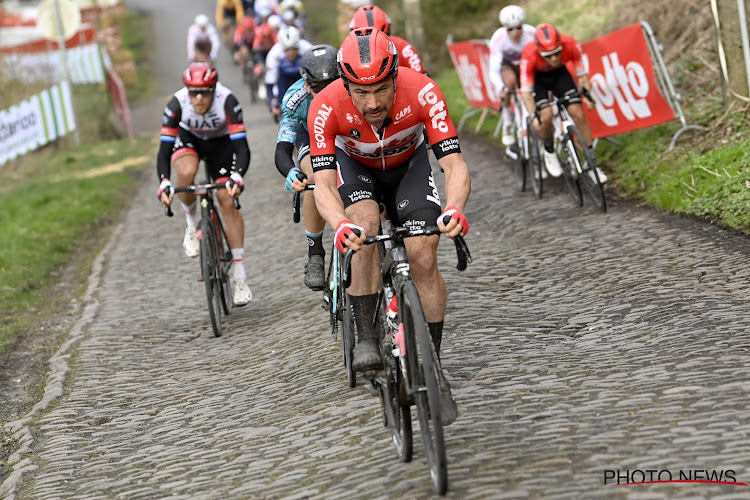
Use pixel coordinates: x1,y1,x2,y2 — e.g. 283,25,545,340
582,23,675,138
447,40,500,109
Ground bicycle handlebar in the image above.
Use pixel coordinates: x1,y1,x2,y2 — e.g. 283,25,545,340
163,182,241,217
341,216,473,289
291,171,315,223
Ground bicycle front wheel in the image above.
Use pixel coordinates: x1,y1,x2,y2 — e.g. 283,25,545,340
558,138,583,207
200,218,223,337
214,213,233,315
337,255,356,387
568,125,606,212
527,117,543,199
401,282,447,494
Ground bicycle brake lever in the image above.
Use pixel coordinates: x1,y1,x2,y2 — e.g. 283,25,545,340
234,197,241,210
164,204,174,217
454,235,472,271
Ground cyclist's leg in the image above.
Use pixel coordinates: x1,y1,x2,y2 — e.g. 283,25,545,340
500,64,518,143
296,131,326,289
172,131,202,257
337,152,382,371
207,139,252,304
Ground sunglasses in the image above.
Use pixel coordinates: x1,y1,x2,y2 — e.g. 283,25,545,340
506,26,522,32
540,47,563,58
188,88,214,97
310,80,334,94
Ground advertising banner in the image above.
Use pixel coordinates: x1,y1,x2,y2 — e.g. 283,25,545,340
447,40,500,109
0,82,77,166
582,23,675,138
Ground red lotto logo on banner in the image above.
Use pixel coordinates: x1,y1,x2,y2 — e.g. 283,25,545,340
447,40,499,109
582,23,675,138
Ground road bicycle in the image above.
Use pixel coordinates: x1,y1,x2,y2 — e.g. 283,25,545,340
165,178,241,337
242,58,260,104
505,88,543,198
341,218,472,494
291,177,356,387
544,90,607,212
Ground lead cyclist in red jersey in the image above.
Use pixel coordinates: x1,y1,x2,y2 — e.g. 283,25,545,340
519,23,606,181
308,28,470,422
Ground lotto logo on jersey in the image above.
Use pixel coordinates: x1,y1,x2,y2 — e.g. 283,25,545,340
313,104,334,148
401,45,422,73
417,82,449,133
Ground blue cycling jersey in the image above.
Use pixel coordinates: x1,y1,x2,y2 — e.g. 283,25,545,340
276,78,312,144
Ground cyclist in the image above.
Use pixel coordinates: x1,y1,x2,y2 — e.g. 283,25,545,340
348,5,427,74
488,5,535,146
232,14,257,67
520,23,607,182
274,44,338,289
265,26,311,118
156,62,253,306
308,28,471,423
187,14,220,62
251,10,280,78
216,0,245,46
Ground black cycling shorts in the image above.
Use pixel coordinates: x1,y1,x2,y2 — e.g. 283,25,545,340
173,128,236,180
295,128,311,165
533,66,582,106
336,142,442,230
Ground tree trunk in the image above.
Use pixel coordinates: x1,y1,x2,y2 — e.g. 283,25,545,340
717,0,750,106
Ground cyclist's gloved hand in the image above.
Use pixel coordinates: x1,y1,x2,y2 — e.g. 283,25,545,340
226,172,245,196
438,206,469,238
285,167,306,192
334,219,364,253
157,179,174,204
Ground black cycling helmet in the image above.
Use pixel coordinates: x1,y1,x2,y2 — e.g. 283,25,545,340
299,44,339,84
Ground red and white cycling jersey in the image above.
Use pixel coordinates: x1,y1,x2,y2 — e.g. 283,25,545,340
519,34,587,93
391,36,426,74
307,68,460,172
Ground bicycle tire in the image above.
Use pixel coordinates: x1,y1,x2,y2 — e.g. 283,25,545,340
401,282,447,494
200,218,223,337
382,356,413,463
568,125,606,212
338,255,356,388
558,137,583,207
214,213,233,315
511,143,526,192
527,117,543,199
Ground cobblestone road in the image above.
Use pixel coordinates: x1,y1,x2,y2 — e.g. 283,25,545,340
3,1,750,499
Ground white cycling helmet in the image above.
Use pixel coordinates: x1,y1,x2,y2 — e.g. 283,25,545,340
499,5,525,28
278,26,300,49
282,10,296,22
195,14,210,27
268,14,283,30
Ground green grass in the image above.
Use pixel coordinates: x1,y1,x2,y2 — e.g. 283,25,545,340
0,9,155,354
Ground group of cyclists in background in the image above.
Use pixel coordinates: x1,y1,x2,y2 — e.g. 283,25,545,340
159,3,602,426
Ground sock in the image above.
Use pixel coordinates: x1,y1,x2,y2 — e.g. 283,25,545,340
350,293,379,343
181,201,198,228
231,248,246,279
428,321,444,359
502,107,513,127
306,230,324,257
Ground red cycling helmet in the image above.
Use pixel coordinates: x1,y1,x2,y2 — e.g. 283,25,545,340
338,27,398,85
535,23,562,57
349,5,391,36
183,62,218,89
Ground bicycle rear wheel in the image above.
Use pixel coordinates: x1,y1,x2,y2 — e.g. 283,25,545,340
401,282,447,494
200,218,223,337
568,125,606,212
527,117,543,199
558,138,583,207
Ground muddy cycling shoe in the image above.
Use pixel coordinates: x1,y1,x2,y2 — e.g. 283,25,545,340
232,279,253,306
438,371,458,426
501,124,516,146
352,339,383,372
304,254,326,290
183,226,199,258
